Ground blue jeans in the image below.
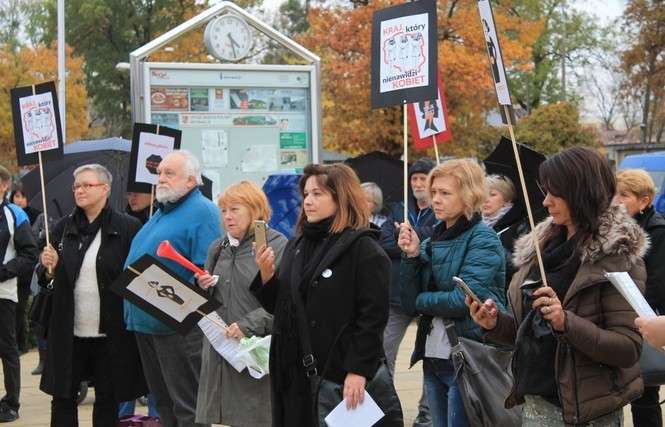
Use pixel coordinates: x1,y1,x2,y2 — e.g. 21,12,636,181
118,394,158,418
423,358,468,427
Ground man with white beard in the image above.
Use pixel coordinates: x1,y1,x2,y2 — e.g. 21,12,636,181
123,150,220,427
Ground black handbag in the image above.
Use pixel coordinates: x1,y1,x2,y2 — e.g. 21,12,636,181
444,321,522,427
290,276,403,426
28,278,53,340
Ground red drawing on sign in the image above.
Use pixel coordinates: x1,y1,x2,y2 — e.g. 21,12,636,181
23,106,55,145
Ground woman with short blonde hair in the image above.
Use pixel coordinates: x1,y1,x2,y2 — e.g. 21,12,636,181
196,180,287,426
428,159,487,219
615,169,665,427
398,158,506,427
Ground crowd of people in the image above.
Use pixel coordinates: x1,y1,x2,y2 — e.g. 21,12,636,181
0,145,661,427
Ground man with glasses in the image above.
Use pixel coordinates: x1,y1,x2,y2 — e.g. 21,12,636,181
124,150,220,427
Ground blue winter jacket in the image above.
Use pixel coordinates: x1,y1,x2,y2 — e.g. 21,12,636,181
400,219,507,366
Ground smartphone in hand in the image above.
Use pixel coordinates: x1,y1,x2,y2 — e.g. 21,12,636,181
254,220,267,251
453,276,482,305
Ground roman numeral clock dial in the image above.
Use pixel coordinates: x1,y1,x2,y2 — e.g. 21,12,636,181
204,14,253,62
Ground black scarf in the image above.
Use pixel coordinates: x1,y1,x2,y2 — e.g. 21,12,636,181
72,206,106,257
298,217,339,297
539,229,581,300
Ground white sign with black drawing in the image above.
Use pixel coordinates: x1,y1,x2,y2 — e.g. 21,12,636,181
477,0,512,106
19,91,59,154
127,264,208,323
136,132,176,185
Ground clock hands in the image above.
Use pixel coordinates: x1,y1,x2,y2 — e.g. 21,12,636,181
227,33,240,58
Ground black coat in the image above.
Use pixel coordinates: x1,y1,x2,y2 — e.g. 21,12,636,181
637,206,665,313
251,228,390,427
39,207,147,400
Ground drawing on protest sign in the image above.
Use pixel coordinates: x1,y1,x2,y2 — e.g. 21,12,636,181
112,255,220,335
128,123,182,193
477,0,515,124
408,75,452,149
371,0,437,108
10,81,64,166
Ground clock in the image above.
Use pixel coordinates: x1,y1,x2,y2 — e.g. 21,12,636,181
204,14,253,62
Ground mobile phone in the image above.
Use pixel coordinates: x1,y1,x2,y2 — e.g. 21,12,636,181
453,276,482,305
254,220,267,250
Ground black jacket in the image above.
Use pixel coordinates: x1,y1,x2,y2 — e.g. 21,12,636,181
0,202,38,289
38,207,147,400
251,227,390,427
637,206,665,313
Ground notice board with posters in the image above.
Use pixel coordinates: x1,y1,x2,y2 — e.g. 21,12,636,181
140,63,318,199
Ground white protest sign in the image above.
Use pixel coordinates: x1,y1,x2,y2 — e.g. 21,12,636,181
19,92,59,154
379,13,430,94
477,0,512,106
136,132,176,185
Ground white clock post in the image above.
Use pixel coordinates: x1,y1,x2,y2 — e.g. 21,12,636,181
204,14,253,62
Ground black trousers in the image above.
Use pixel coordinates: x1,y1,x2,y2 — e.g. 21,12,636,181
0,299,20,411
51,337,117,427
15,284,30,352
631,385,662,427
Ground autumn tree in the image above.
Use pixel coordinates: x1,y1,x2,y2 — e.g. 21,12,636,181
514,102,598,156
620,0,665,144
0,43,89,170
297,0,541,157
32,0,209,137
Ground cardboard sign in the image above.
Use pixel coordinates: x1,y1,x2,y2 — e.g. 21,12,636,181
128,123,182,193
10,81,64,166
477,0,515,124
408,76,452,149
112,255,220,335
371,0,438,108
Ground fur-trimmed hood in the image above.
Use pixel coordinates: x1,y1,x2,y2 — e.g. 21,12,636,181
513,204,649,268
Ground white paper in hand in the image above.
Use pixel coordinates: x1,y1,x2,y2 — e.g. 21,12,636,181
324,391,384,427
605,272,657,318
198,312,245,372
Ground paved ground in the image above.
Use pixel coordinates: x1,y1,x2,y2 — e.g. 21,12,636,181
5,322,656,426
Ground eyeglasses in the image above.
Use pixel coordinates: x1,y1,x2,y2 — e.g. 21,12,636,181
72,183,105,192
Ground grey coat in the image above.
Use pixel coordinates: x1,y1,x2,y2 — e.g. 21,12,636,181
196,228,288,426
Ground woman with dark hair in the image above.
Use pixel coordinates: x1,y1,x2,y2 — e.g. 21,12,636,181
468,147,647,426
10,183,41,226
251,163,391,427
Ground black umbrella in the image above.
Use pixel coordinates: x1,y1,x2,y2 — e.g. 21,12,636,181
345,151,404,208
484,136,547,222
21,138,132,219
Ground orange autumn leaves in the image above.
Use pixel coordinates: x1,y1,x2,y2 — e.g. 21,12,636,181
0,44,88,169
298,0,542,157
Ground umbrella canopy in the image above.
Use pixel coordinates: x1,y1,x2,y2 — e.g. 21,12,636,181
484,136,548,222
345,151,404,209
21,138,132,219
20,138,214,220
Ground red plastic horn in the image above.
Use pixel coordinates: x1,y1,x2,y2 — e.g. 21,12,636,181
156,240,206,276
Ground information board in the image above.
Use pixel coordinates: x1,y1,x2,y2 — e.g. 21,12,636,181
142,63,318,199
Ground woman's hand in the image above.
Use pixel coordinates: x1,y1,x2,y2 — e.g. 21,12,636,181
195,272,217,289
635,316,665,348
343,372,366,410
40,244,59,271
532,286,565,332
254,244,276,285
225,322,245,341
397,222,420,258
466,296,498,331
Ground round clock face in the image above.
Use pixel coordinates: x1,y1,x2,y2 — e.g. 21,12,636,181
205,14,252,61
